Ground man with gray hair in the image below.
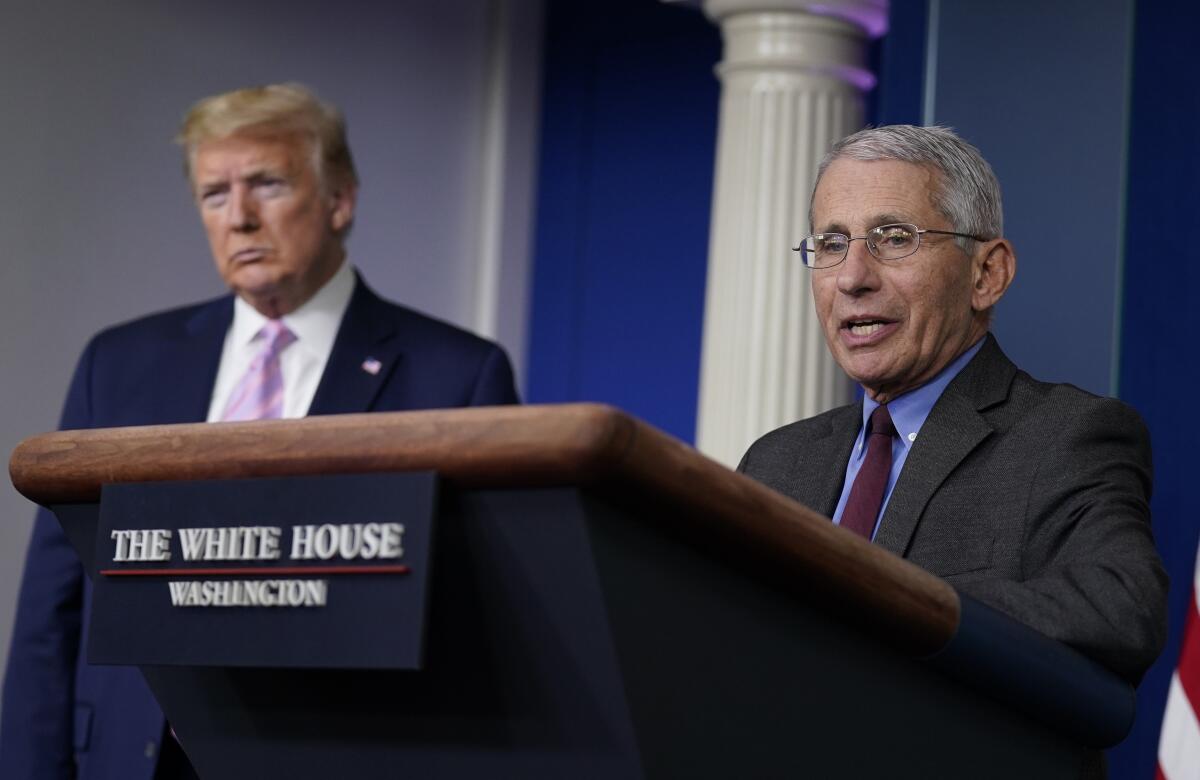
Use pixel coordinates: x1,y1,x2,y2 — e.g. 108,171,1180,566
739,125,1167,686
1,83,518,779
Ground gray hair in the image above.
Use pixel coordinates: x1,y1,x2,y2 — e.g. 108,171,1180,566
812,125,1003,252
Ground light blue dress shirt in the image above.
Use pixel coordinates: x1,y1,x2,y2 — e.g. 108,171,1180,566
831,337,986,540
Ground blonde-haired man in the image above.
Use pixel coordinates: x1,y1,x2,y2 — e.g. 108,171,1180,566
1,84,518,779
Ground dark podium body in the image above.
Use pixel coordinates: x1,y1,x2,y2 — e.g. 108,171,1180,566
9,405,1133,778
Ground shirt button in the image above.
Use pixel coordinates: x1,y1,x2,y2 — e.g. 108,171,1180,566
908,432,917,442
145,741,157,758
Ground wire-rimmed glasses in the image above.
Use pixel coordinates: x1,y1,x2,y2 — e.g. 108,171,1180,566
793,223,989,269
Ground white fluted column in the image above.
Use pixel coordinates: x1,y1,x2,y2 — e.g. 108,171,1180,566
694,0,887,467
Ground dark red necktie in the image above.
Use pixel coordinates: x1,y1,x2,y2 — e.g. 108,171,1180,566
840,405,897,540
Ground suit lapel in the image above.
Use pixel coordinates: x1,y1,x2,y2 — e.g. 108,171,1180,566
308,277,402,415
787,404,861,517
154,297,231,423
872,335,1016,557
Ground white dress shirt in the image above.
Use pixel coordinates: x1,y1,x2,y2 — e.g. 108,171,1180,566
206,260,356,421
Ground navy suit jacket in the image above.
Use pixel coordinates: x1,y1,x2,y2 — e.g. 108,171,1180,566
0,274,519,780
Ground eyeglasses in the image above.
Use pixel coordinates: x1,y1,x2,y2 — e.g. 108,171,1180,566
793,223,990,269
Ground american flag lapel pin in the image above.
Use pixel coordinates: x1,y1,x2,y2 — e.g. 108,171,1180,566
361,357,382,376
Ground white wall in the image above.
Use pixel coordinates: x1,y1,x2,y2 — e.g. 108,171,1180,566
0,0,541,708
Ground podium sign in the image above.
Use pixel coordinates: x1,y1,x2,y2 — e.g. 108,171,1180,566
88,472,436,669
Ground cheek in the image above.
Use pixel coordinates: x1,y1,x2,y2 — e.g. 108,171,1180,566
201,220,228,265
200,216,223,244
276,206,321,243
811,277,834,318
910,280,969,340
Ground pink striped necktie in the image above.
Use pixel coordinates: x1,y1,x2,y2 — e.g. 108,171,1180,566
220,319,297,421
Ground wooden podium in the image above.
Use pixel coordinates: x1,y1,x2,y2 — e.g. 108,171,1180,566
9,404,1133,779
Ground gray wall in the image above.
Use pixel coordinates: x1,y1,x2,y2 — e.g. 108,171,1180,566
0,0,541,702
927,0,1134,395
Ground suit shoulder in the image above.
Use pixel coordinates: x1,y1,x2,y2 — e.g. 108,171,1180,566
739,403,858,469
85,295,229,353
1007,370,1147,433
361,289,508,363
384,301,501,351
752,403,858,445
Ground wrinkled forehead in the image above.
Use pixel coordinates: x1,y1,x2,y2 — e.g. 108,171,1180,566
810,158,944,233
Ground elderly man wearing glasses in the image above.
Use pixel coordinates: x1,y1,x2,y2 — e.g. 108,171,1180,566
738,125,1166,687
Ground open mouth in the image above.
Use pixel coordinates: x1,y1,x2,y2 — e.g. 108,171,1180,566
845,319,891,336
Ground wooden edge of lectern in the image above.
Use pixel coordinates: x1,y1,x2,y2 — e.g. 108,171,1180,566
8,402,1139,747
8,402,959,658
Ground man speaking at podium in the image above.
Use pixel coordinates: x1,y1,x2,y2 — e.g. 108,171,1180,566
739,125,1167,686
0,84,518,779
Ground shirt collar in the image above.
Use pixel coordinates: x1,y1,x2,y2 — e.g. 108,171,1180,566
860,336,987,451
229,260,356,356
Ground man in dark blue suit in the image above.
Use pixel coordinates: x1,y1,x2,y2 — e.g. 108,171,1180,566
0,83,518,779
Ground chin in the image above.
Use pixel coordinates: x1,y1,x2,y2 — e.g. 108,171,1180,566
843,362,892,391
839,355,875,379
229,270,282,296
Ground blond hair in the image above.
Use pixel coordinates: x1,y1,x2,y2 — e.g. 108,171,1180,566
176,83,357,190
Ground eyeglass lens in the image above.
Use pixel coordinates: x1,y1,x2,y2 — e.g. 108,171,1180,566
799,223,921,268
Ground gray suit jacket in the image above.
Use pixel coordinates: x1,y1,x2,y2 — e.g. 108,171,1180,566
738,335,1167,684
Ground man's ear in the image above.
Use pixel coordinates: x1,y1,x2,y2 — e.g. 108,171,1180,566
971,238,1016,312
328,182,357,233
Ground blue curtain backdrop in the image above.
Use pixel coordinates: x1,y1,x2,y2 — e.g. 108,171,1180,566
1111,0,1200,775
525,0,719,443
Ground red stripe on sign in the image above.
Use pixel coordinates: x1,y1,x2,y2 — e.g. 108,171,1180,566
99,565,410,577
1177,594,1200,715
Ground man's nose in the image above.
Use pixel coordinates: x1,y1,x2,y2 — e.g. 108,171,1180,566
228,187,259,232
836,239,880,295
